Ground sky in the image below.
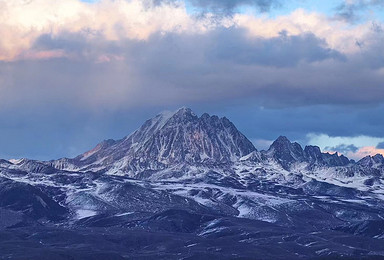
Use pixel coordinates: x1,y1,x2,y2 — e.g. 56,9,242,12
0,0,384,161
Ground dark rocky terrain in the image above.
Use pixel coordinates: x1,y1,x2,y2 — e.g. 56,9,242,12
1,108,384,259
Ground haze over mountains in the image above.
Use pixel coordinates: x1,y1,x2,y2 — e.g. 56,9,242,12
1,108,384,259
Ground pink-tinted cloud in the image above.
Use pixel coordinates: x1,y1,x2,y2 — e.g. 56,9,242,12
350,146,384,159
18,49,67,60
0,0,382,62
95,54,125,64
325,146,384,160
0,0,204,61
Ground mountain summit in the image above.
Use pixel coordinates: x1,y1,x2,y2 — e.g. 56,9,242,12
267,136,306,168
73,108,256,175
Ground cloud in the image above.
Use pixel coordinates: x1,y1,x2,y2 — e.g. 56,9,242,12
335,0,384,22
324,144,359,155
2,1,383,111
377,142,384,149
0,0,206,61
0,1,382,62
1,21,384,112
209,30,345,67
350,146,384,159
149,0,281,13
187,0,281,12
307,133,384,149
235,9,381,54
19,49,68,60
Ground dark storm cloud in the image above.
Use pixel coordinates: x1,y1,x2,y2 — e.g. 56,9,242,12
2,25,384,112
115,29,383,108
2,17,384,159
335,0,384,22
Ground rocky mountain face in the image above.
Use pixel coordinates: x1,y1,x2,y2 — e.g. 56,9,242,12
1,108,384,259
265,136,352,170
358,154,384,168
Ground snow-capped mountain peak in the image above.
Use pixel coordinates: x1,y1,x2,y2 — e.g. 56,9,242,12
266,136,305,168
264,136,353,169
69,108,257,176
358,154,384,168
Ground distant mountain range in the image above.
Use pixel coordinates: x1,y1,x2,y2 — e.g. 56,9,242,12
1,108,384,259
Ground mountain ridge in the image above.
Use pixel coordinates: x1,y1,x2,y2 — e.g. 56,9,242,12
37,108,380,178
5,107,381,179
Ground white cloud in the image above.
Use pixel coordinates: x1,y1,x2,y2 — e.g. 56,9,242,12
352,146,384,159
0,0,382,61
0,0,210,60
235,9,377,54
